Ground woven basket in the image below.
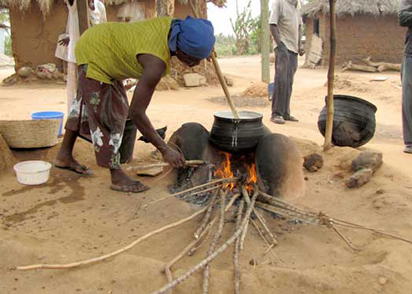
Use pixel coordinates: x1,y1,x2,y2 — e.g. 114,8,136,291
0,119,60,148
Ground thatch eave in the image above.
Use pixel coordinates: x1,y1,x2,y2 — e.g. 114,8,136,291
302,0,399,17
1,0,226,16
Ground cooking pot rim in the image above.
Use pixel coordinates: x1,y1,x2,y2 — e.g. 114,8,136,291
214,110,263,121
325,94,377,113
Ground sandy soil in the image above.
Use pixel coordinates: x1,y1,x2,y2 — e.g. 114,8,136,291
1,56,412,294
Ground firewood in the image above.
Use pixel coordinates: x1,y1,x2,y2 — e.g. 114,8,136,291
377,64,401,72
362,56,401,72
127,160,205,171
151,192,258,294
194,191,219,239
202,190,226,294
233,199,245,294
16,206,209,271
342,61,377,73
242,187,278,247
163,192,219,293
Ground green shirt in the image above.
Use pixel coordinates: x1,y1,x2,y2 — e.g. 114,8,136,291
75,17,173,84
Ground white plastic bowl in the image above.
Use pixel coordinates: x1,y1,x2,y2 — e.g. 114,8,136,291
13,160,52,185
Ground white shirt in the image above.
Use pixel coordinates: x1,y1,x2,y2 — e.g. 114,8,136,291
269,0,302,53
56,0,107,63
89,0,107,26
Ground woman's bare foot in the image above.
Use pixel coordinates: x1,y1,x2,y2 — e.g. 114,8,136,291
110,169,150,193
55,129,93,175
55,153,93,175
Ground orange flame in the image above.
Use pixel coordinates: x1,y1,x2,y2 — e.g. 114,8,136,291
245,162,257,192
214,152,235,190
214,152,258,192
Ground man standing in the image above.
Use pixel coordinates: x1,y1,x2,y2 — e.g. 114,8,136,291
399,0,412,154
269,0,304,124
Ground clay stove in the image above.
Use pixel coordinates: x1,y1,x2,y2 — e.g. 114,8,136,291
168,122,305,203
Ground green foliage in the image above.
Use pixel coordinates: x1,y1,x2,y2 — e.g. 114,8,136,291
215,33,236,56
229,0,262,56
0,9,11,56
230,0,253,55
5,36,12,56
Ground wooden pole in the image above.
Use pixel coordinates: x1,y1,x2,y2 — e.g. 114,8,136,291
188,3,240,119
323,0,336,151
211,53,240,119
260,0,270,83
77,0,89,35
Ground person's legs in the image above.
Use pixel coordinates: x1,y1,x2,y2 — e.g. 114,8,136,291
82,79,148,192
56,65,92,174
271,48,289,124
402,56,412,153
284,51,298,121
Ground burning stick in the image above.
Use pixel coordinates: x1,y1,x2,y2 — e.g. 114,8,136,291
203,190,227,294
233,198,245,294
242,187,278,247
151,192,258,294
144,178,238,208
163,191,219,292
239,189,253,250
194,191,219,239
126,160,206,171
189,193,241,256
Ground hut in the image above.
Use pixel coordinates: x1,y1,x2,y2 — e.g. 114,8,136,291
0,0,224,74
302,0,405,65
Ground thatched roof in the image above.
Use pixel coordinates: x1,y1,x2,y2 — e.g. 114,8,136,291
1,0,226,16
302,0,399,17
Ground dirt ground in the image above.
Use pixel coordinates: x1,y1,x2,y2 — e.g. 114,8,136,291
1,56,412,294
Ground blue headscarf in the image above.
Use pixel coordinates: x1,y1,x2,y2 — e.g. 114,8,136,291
169,16,215,60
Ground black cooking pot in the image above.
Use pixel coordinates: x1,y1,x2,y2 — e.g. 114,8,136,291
318,95,377,148
209,111,266,153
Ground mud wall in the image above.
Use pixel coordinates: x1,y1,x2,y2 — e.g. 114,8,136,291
305,14,406,65
9,2,67,70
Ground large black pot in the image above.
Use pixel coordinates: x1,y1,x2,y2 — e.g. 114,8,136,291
209,111,266,153
318,95,377,148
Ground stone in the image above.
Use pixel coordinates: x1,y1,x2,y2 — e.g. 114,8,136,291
345,168,374,188
378,277,388,285
224,75,234,87
17,66,33,78
351,151,383,172
303,153,324,172
183,73,206,87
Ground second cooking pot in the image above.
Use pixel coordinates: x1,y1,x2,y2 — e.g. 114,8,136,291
209,111,266,153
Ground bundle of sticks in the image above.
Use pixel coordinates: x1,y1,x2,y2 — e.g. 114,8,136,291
15,178,412,294
342,56,401,73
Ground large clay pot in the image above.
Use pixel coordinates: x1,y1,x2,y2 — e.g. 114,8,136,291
318,95,377,148
209,111,266,153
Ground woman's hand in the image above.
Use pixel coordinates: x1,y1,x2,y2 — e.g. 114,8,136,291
162,147,185,168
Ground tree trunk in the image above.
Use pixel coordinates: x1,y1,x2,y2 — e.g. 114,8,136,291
77,0,89,35
324,0,336,151
157,0,175,17
260,0,270,83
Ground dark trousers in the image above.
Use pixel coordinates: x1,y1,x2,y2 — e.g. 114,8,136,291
271,48,298,118
402,56,412,145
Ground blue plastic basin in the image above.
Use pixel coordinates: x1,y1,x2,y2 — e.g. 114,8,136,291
31,111,64,137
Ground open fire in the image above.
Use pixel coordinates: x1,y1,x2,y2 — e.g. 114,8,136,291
213,152,257,192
